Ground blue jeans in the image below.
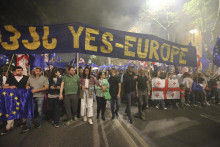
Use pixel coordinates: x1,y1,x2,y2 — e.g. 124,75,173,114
26,97,44,127
111,97,121,116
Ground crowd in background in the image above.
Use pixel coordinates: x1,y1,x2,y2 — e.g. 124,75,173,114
0,64,220,136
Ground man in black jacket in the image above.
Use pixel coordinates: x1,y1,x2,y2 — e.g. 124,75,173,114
123,65,137,124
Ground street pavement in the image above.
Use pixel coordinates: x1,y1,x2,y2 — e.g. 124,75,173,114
0,101,220,147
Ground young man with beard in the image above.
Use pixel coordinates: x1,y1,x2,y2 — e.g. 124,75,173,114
1,66,28,135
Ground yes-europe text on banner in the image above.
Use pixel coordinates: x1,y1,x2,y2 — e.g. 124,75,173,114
0,89,34,121
0,23,197,67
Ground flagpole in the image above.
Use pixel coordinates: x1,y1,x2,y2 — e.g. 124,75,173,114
6,54,15,75
77,53,79,75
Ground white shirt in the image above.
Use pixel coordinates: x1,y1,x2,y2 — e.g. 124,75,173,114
14,75,23,82
85,79,89,88
3,76,7,85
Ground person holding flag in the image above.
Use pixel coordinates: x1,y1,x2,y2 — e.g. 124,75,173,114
22,67,49,132
1,66,28,135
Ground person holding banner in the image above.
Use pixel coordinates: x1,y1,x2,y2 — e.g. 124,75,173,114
22,67,49,132
135,68,148,121
1,66,28,135
47,69,62,128
59,66,80,126
108,68,121,120
123,65,137,124
95,71,110,121
80,67,98,125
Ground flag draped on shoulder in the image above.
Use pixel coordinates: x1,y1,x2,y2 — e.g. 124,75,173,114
0,89,34,121
152,78,180,100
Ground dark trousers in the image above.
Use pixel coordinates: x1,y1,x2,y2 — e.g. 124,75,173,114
208,87,219,103
77,99,81,117
96,97,106,116
195,91,205,106
111,97,121,116
125,91,136,118
185,88,191,104
47,98,60,125
64,94,78,121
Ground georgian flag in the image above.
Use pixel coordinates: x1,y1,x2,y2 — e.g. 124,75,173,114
16,54,29,75
152,78,180,99
139,61,147,67
79,58,85,64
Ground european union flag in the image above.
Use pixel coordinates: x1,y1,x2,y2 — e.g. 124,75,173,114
213,37,220,67
0,89,34,121
56,53,61,62
29,54,45,70
192,82,203,92
70,53,77,66
0,54,8,66
49,53,56,61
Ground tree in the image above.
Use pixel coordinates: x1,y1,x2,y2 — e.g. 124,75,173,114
183,0,219,58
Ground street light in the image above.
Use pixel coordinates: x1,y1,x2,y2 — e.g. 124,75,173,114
189,29,197,34
149,0,174,12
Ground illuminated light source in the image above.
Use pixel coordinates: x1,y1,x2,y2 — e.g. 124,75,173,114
189,29,197,34
149,0,174,11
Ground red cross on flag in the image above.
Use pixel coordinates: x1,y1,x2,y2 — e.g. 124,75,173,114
16,54,29,75
152,78,180,100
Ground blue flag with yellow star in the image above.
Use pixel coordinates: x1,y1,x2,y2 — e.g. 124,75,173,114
0,89,34,121
0,54,8,66
29,54,46,70
213,37,220,67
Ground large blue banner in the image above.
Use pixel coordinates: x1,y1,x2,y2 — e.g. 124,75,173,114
0,89,34,121
0,23,197,66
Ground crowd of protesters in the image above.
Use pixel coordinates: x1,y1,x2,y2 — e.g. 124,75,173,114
0,64,220,136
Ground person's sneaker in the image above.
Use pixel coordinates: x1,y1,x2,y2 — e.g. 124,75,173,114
0,129,10,136
65,120,72,126
134,113,141,118
146,105,149,109
34,123,41,128
115,112,119,117
162,107,167,110
141,115,146,121
22,126,31,133
111,116,115,121
155,105,159,109
83,116,87,122
54,124,60,128
185,103,190,106
101,115,106,121
128,118,133,124
73,116,78,121
88,118,93,125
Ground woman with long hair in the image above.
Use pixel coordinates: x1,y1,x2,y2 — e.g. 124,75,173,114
80,67,98,125
95,71,110,120
48,68,62,127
